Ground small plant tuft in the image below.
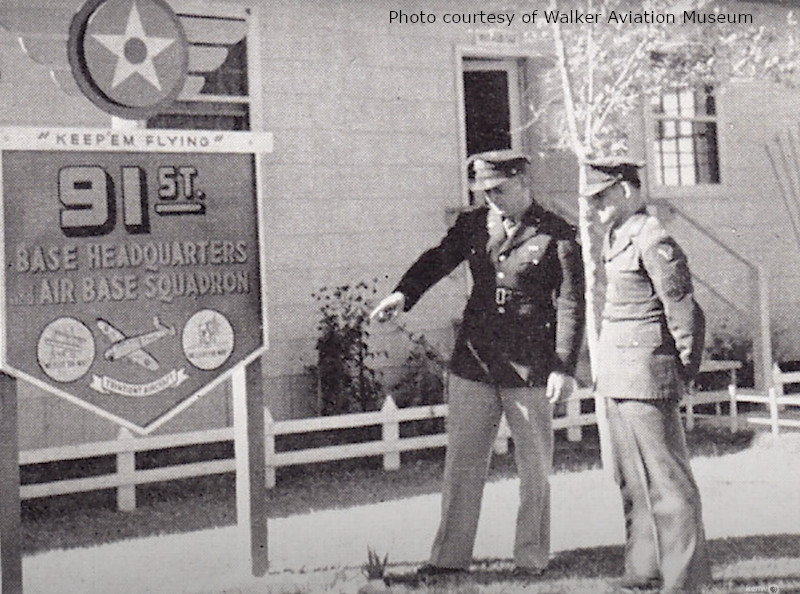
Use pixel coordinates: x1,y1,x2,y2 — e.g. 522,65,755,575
362,546,389,580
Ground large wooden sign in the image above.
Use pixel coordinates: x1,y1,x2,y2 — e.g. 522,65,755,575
0,126,271,433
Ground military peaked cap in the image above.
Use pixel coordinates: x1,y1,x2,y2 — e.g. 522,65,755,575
580,156,645,197
468,149,531,192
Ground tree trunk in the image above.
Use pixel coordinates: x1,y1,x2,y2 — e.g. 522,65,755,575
550,7,614,473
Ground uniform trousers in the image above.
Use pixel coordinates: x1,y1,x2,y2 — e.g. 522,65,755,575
606,397,711,593
429,374,553,570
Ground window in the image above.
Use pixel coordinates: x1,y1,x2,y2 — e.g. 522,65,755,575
651,86,720,186
147,4,252,131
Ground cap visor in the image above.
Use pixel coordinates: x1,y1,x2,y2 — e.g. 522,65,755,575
579,178,617,197
470,177,508,192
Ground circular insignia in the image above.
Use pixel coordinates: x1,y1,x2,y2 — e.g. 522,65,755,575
68,0,189,119
182,310,234,371
37,318,96,383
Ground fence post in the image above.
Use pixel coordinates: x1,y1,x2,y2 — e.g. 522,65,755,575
382,396,400,471
768,387,780,438
773,363,786,413
729,381,738,433
684,385,695,431
566,395,582,442
493,413,510,455
264,407,276,489
116,427,136,512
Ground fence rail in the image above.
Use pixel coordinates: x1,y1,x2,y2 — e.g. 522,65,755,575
19,391,596,510
742,363,800,435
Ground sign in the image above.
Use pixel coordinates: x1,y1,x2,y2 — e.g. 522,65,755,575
68,0,189,119
0,126,272,433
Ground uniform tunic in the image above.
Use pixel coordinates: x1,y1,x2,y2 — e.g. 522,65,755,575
596,211,704,399
395,203,584,386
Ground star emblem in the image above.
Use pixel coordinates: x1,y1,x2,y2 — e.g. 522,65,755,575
91,1,175,91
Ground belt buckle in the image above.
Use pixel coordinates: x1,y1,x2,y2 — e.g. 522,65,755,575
495,287,509,305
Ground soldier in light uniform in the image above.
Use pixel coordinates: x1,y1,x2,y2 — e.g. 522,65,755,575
371,150,584,579
582,158,711,593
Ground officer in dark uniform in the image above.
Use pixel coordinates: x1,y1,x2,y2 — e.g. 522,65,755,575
371,149,584,578
582,157,711,593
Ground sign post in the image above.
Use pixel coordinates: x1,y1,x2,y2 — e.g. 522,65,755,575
233,359,268,576
0,373,22,594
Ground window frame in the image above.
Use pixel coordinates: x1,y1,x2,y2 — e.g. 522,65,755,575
645,85,728,199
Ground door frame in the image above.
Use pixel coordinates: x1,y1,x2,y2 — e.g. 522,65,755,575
454,46,552,207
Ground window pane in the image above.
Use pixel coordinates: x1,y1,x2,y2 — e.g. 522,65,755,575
662,93,679,116
699,85,716,116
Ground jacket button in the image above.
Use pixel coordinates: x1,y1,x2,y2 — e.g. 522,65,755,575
498,306,506,314
497,272,505,279
499,255,506,261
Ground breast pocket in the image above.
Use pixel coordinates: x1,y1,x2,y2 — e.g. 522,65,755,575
605,241,640,274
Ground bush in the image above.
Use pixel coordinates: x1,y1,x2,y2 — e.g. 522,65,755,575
701,323,754,389
307,280,386,415
390,328,447,409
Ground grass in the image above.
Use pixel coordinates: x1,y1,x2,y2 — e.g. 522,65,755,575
243,535,800,593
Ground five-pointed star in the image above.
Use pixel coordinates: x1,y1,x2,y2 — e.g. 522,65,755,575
91,1,175,90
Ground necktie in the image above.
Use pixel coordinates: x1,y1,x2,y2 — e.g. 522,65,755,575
502,218,518,237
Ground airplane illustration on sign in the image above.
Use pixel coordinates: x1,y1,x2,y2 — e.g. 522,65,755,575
96,317,176,371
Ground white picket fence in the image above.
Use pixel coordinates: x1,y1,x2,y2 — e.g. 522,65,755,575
19,390,596,511
21,360,800,512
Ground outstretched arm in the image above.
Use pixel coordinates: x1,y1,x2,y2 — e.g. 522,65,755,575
371,210,476,322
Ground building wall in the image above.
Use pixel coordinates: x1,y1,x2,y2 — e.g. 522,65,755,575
256,0,541,418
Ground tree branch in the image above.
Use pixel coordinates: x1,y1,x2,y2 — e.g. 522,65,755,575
550,0,586,158
592,35,651,140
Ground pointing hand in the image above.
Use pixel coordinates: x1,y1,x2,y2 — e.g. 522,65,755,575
369,292,406,323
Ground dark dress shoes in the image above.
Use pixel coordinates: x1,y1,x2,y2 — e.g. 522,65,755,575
618,574,662,592
511,566,546,579
415,563,468,579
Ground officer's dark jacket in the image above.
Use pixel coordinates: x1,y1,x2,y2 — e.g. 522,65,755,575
394,203,585,387
596,211,705,400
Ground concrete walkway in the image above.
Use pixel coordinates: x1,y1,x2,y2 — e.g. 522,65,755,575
21,433,800,593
